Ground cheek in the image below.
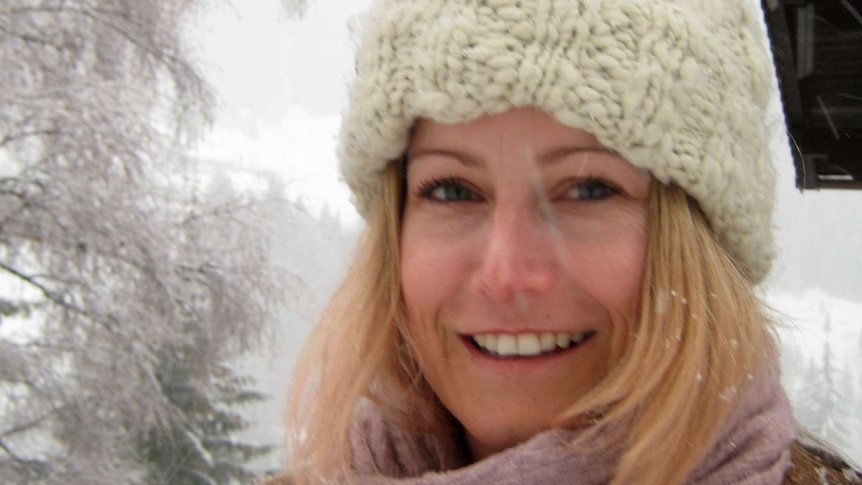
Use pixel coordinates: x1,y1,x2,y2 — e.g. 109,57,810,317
400,230,460,350
566,223,646,307
600,208,647,306
565,240,644,372
604,236,646,309
401,235,439,318
601,232,647,358
400,239,462,383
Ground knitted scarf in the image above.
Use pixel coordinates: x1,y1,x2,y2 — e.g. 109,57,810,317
348,359,796,484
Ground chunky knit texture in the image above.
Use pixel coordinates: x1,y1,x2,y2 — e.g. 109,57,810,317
338,0,778,283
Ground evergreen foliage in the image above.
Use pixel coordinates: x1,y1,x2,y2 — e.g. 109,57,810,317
141,354,274,485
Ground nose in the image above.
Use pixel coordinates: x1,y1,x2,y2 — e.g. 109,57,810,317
472,203,561,302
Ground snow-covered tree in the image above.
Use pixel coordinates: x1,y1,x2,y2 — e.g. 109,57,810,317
140,358,274,484
792,313,853,454
0,1,302,483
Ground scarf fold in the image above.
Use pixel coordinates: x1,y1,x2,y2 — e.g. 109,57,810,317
348,358,796,484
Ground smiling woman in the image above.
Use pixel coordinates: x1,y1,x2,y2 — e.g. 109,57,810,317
264,0,860,484
401,109,650,461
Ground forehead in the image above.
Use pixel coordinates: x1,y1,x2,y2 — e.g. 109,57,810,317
408,107,604,155
404,108,652,193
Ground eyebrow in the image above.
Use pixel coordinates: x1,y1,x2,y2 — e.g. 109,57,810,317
407,148,483,168
537,146,618,166
407,145,617,168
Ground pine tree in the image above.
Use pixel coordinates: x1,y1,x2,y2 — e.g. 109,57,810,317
795,311,852,453
141,348,273,485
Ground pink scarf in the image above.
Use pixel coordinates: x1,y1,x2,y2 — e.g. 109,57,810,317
348,359,796,484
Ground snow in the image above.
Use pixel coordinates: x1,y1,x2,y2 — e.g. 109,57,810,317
769,289,862,465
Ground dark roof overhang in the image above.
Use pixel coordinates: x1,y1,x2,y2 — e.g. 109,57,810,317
762,0,862,189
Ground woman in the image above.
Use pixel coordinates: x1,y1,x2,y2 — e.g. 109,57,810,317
270,0,859,483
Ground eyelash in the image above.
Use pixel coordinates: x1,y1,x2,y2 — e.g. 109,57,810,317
415,177,622,202
417,177,480,202
564,177,622,201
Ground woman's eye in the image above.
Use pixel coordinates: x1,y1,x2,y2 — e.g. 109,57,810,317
564,179,620,201
418,178,480,202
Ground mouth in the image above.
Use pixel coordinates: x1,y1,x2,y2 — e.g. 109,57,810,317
466,331,596,358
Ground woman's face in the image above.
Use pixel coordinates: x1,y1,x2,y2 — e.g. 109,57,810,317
400,107,651,460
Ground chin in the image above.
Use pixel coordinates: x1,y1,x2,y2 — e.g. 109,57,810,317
456,399,573,461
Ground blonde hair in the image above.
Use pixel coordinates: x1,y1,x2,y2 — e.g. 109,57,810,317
280,165,776,485
558,180,775,485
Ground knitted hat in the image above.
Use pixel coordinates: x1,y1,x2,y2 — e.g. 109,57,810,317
338,0,778,283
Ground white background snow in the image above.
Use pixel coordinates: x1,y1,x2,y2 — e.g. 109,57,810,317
191,0,862,470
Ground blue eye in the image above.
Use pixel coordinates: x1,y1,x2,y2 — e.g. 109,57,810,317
418,177,480,202
566,179,620,200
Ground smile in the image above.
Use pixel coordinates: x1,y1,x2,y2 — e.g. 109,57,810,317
469,331,596,358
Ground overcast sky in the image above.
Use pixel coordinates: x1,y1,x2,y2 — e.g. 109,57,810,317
191,0,369,224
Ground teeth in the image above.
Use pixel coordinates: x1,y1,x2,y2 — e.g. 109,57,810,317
539,332,556,352
517,334,541,356
497,335,517,356
556,332,571,349
472,331,591,357
475,334,487,348
486,334,497,350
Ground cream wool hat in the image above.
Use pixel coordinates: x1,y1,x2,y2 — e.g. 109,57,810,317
338,0,778,283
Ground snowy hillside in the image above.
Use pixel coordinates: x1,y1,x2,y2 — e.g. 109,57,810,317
770,290,862,466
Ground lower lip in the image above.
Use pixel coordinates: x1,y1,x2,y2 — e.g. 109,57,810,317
459,334,593,370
